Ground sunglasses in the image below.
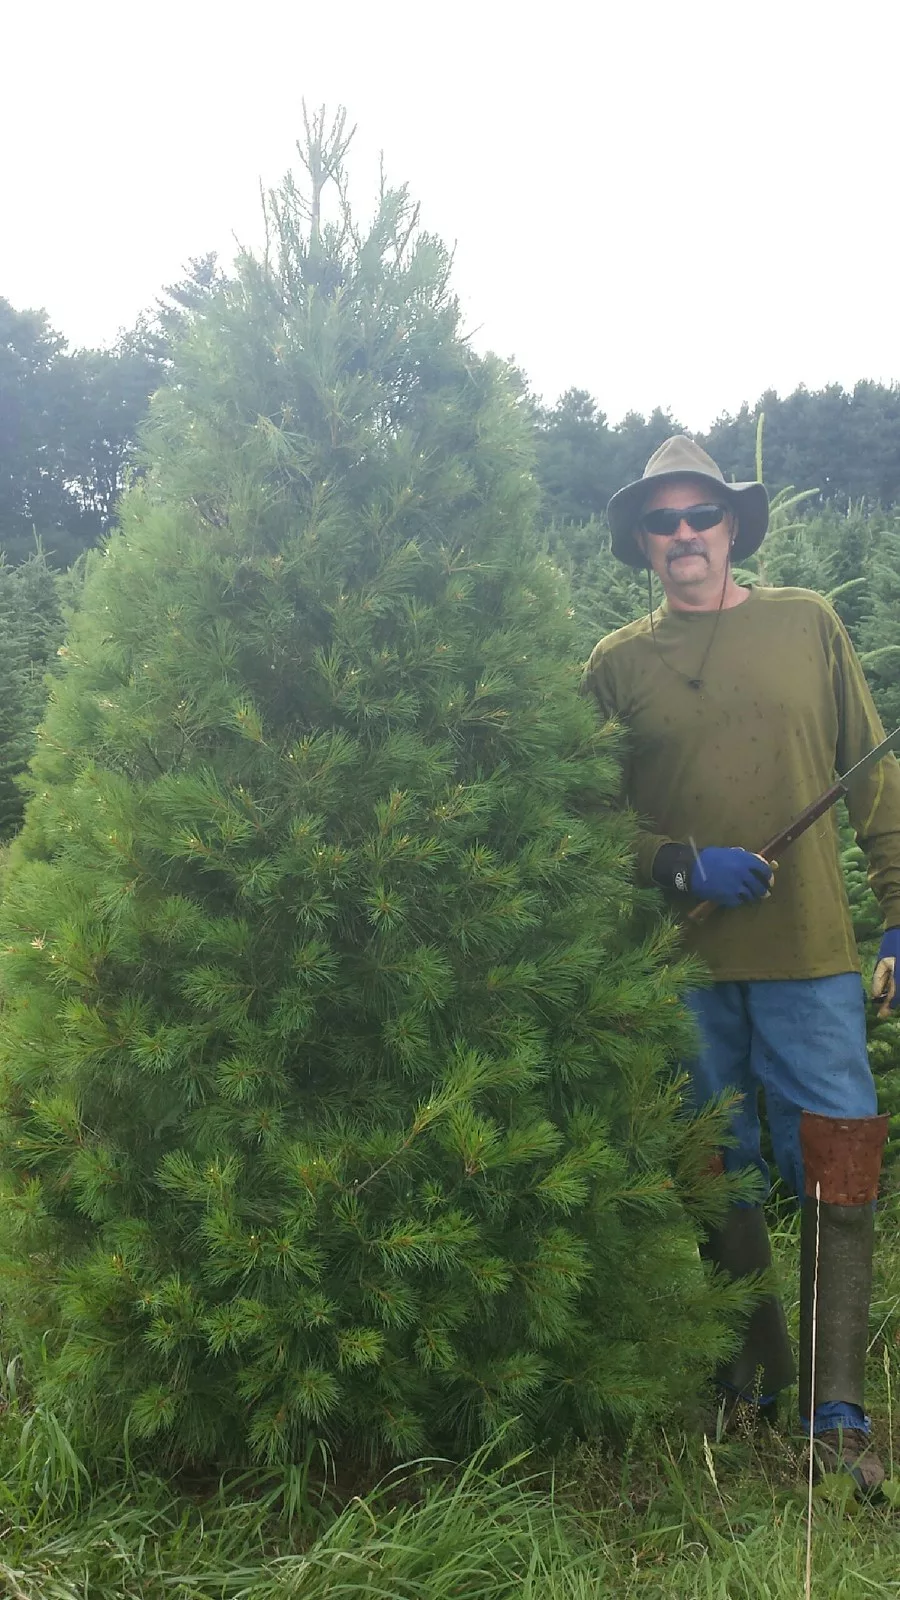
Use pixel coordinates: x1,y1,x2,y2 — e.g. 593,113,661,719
639,503,727,537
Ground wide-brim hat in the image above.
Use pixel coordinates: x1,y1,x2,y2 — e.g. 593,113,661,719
606,435,769,568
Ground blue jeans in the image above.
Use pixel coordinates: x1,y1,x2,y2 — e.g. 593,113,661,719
685,975,878,1199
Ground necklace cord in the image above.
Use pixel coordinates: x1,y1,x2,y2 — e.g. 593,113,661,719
646,558,730,690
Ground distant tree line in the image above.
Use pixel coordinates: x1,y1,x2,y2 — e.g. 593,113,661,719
4,267,900,570
0,259,221,566
533,383,900,531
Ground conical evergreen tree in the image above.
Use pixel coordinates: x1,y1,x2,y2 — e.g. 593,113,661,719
0,114,738,1470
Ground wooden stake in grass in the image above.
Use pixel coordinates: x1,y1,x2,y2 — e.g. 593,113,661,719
805,1180,821,1600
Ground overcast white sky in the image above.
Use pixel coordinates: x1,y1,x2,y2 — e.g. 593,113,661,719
3,0,898,430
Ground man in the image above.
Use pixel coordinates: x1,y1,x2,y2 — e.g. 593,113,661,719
581,435,900,1494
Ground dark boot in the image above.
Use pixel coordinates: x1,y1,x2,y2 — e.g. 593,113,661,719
799,1111,889,1497
700,1203,795,1423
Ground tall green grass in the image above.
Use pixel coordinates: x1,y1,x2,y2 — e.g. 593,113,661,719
0,1420,898,1599
0,1194,896,1598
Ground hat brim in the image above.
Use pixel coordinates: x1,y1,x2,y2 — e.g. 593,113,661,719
607,471,769,568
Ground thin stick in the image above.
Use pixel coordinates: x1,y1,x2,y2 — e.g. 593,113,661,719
688,837,707,882
884,1344,894,1481
805,1181,821,1600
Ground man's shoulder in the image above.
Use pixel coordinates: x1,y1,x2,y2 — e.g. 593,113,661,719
753,585,839,624
585,613,654,673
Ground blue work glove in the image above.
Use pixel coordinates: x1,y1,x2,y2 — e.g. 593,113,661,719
872,927,900,1016
689,847,774,908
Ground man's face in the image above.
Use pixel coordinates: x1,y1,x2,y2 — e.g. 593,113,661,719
635,477,735,593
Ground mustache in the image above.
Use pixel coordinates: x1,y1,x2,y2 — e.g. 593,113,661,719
666,542,709,566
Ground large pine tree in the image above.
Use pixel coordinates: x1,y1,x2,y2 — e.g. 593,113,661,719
0,115,736,1470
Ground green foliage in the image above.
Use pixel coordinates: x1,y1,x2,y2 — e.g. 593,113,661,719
2,1365,900,1597
8,272,900,578
534,381,900,534
0,258,231,571
7,279,900,587
0,300,71,561
0,118,733,1471
534,392,685,532
859,523,900,733
0,1184,896,1597
0,299,167,567
704,379,900,508
0,550,64,838
848,818,900,1171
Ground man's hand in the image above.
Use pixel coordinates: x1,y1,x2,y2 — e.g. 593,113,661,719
872,927,900,1018
689,847,775,908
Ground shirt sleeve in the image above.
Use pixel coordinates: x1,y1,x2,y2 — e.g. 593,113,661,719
830,612,900,929
580,645,677,885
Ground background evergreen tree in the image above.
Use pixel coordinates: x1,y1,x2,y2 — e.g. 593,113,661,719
859,523,900,734
0,550,64,839
0,114,735,1472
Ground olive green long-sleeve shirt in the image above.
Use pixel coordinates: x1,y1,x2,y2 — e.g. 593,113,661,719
581,586,900,981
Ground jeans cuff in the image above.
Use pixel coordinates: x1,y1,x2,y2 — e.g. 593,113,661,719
800,1402,870,1436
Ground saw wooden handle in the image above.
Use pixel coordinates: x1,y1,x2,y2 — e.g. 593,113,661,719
686,896,721,925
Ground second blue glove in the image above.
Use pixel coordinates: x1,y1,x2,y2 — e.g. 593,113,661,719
690,847,774,908
872,927,900,1014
